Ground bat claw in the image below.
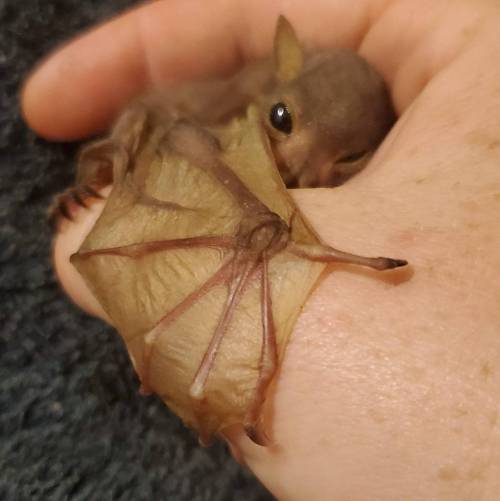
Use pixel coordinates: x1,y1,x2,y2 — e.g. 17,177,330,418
83,185,104,199
244,424,270,446
58,202,73,222
385,258,408,269
48,184,106,225
71,190,88,208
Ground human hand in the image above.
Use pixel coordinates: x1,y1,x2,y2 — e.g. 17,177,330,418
22,1,500,499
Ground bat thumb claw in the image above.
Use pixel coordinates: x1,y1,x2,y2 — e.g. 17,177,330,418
383,258,408,269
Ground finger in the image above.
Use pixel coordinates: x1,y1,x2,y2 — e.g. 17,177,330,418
21,0,246,140
22,0,490,140
21,0,374,140
359,0,492,113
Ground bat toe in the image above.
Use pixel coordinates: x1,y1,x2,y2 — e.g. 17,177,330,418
48,184,106,226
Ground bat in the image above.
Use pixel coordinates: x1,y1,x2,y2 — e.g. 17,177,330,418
68,112,406,445
50,15,395,221
55,17,407,446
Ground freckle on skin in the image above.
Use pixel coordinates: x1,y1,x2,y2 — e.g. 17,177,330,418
465,130,500,151
367,407,387,424
407,364,426,382
480,361,493,379
467,461,487,481
452,405,469,418
489,411,498,427
438,465,460,481
406,145,419,157
461,25,475,40
461,199,479,212
465,221,480,230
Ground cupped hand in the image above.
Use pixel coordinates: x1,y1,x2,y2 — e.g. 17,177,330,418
22,1,500,499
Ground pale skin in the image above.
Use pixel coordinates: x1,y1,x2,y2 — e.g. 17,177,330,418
22,0,500,499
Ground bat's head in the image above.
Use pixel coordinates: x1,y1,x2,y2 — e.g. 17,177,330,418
258,16,395,187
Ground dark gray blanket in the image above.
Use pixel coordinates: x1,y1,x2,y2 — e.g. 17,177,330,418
0,1,272,498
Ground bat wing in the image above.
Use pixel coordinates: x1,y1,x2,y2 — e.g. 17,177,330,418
72,106,328,442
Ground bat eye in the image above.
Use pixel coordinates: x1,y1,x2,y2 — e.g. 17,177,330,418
269,102,292,134
338,151,367,163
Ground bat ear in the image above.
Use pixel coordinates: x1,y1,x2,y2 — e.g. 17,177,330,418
273,15,304,82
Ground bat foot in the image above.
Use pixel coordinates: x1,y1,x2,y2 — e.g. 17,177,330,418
48,184,105,225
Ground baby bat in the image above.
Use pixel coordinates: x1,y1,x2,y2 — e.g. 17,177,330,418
51,15,394,220
55,17,406,445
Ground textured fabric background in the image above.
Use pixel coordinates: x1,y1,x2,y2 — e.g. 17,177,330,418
0,1,273,499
